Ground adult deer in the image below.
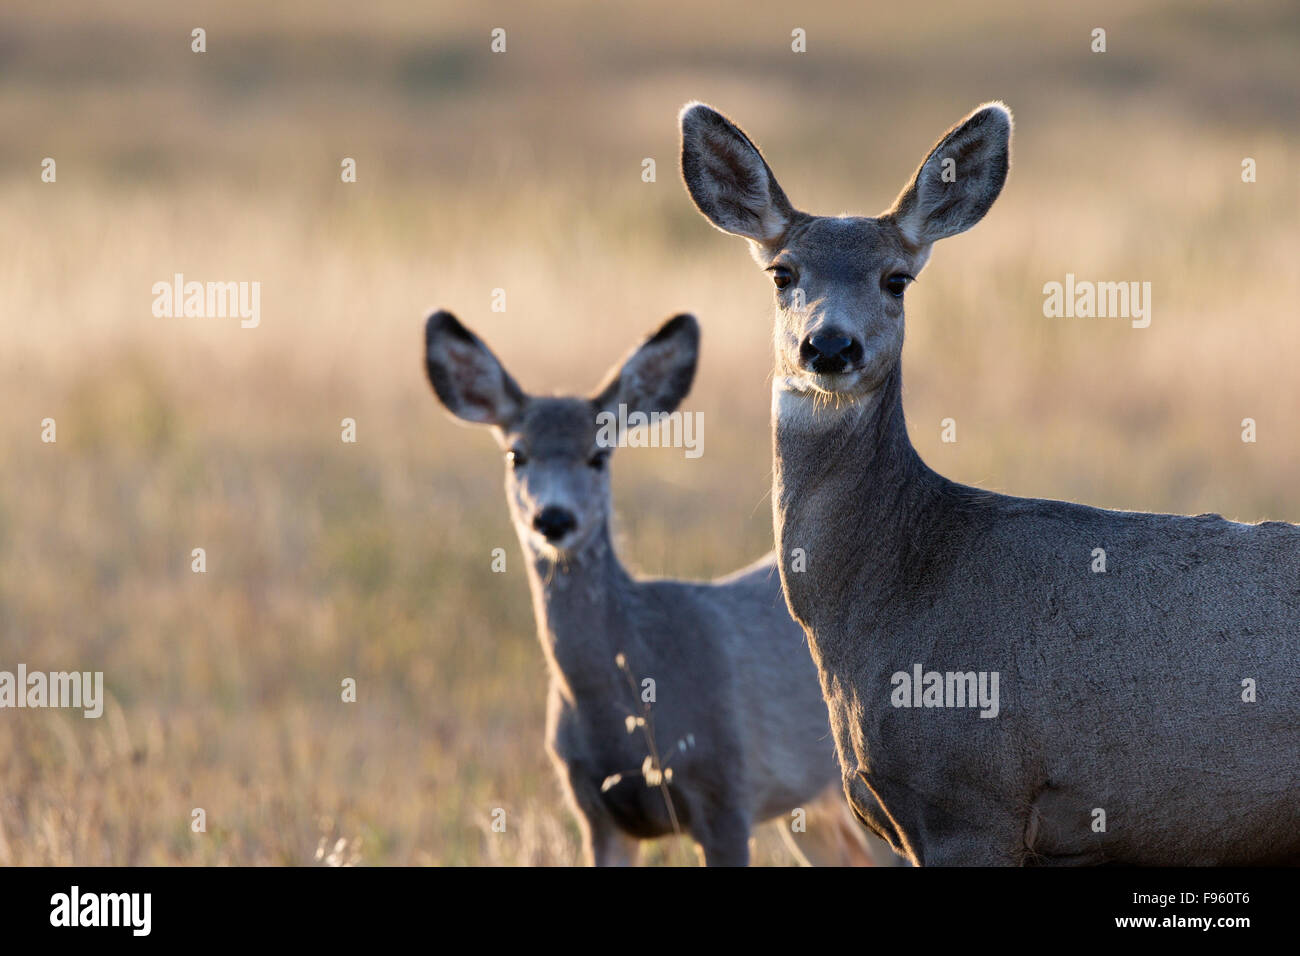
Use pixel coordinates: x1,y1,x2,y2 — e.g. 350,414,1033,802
424,309,895,866
679,101,1300,865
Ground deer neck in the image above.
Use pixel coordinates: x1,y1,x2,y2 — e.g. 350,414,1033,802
772,363,941,625
520,521,637,704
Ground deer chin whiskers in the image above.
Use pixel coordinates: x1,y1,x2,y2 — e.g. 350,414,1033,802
775,371,873,407
772,378,874,437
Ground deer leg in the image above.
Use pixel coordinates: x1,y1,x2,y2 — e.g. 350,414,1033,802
589,819,641,867
695,810,752,866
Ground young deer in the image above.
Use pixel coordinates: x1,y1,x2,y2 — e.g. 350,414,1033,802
424,309,895,866
680,102,1300,865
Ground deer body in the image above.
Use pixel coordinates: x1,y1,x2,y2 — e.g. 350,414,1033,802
778,366,1300,865
424,310,892,865
681,102,1300,865
534,538,841,864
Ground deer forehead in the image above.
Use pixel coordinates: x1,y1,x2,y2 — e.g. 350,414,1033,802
511,397,601,456
773,216,913,279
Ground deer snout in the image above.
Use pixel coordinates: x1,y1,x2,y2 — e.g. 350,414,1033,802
533,506,577,542
800,331,863,374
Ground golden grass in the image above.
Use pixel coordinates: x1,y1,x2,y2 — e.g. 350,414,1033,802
0,0,1296,864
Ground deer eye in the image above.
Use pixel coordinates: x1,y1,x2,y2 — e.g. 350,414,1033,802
771,267,794,291
507,449,528,469
883,273,913,298
588,451,610,471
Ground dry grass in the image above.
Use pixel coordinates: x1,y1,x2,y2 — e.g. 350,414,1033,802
0,0,1296,864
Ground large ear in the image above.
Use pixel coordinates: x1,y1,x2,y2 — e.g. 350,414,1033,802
593,313,700,418
679,103,795,246
886,102,1012,248
424,310,525,426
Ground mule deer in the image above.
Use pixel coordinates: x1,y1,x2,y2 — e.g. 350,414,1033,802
680,101,1300,865
423,309,896,866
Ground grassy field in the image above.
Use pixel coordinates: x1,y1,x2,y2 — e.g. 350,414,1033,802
0,0,1296,864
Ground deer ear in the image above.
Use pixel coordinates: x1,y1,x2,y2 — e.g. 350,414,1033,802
424,310,525,426
679,103,795,245
887,102,1012,248
593,314,700,418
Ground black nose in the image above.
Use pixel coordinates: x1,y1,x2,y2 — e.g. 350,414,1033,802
533,506,577,542
800,332,863,374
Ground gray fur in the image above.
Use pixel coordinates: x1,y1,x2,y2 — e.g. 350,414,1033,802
680,102,1300,865
424,309,893,865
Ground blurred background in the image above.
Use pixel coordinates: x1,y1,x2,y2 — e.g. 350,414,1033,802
0,0,1296,864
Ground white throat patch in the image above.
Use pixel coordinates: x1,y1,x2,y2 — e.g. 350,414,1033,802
773,377,870,432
